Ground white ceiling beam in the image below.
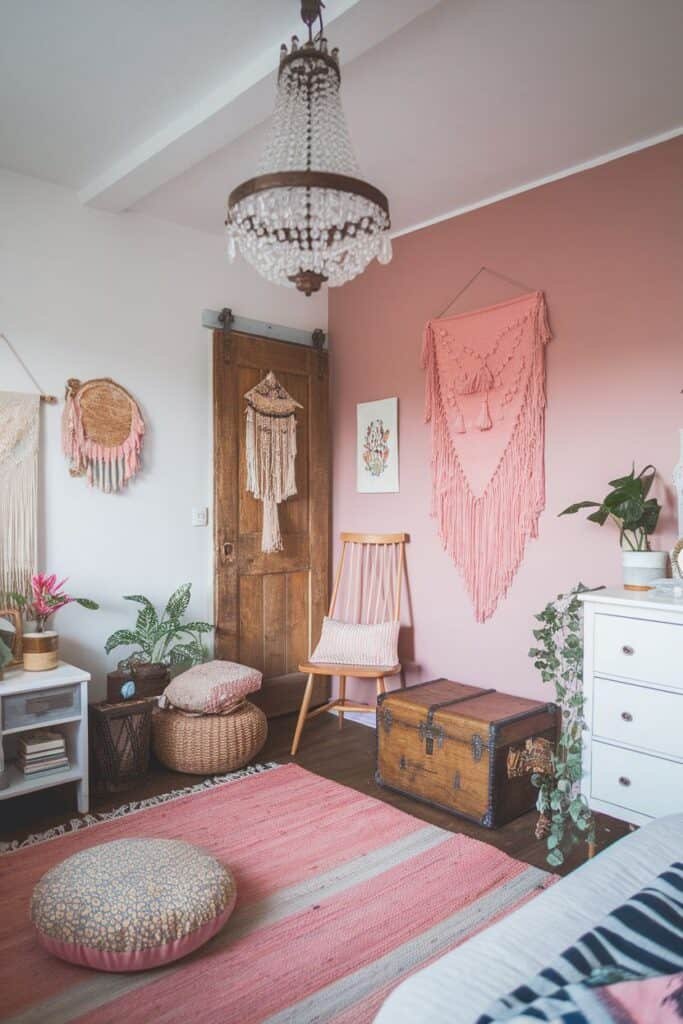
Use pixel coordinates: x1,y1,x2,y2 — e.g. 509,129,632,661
80,0,440,212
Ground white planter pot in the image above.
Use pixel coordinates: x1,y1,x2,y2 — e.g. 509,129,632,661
621,551,667,591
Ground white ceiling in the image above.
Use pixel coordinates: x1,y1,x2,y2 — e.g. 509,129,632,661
1,0,681,238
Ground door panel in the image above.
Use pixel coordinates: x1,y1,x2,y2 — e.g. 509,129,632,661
214,329,329,713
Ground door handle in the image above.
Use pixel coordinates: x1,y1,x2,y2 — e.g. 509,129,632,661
222,542,234,559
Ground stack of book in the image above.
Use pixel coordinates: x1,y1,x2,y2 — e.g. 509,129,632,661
17,730,69,776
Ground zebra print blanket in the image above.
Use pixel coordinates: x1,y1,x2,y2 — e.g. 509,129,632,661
477,862,683,1022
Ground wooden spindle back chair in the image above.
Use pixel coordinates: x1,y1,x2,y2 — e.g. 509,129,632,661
291,532,407,755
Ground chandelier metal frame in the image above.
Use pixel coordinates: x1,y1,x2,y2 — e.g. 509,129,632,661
225,0,392,296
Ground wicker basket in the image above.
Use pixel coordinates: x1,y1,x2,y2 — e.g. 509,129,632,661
90,699,153,793
152,701,267,775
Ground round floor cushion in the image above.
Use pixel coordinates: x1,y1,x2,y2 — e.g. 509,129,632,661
31,838,236,972
152,700,267,775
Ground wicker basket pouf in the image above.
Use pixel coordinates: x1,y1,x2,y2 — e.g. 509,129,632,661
152,701,267,775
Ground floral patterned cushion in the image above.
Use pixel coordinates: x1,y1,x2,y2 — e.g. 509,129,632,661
31,838,236,972
158,660,262,715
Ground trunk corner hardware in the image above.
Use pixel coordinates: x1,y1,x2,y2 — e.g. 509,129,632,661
380,707,393,733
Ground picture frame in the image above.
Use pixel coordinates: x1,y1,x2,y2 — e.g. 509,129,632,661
356,398,399,493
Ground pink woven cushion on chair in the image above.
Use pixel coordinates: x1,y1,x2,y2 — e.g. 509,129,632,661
309,617,399,667
158,660,262,715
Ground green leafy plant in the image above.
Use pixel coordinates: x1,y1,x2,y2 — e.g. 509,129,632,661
104,583,213,668
559,464,661,551
529,584,597,867
0,635,12,671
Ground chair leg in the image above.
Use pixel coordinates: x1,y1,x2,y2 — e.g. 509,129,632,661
376,677,386,696
338,676,346,730
291,673,316,757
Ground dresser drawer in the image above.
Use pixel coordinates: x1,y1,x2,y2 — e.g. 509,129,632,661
593,614,683,688
3,685,81,731
593,677,682,759
591,741,683,820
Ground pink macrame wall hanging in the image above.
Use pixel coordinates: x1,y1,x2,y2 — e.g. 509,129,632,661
422,290,552,622
62,377,145,492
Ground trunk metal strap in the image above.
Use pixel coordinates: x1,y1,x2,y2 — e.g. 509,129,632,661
420,688,497,755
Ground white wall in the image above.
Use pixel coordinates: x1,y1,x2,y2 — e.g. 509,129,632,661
0,169,327,699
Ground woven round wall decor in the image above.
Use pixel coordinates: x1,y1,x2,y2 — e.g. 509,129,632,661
62,377,145,492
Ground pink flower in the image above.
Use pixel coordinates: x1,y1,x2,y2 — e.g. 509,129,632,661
30,573,74,626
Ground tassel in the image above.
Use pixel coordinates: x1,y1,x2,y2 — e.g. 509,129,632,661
453,409,466,434
475,394,492,431
261,497,282,554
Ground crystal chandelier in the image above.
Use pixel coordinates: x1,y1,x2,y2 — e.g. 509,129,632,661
225,0,392,296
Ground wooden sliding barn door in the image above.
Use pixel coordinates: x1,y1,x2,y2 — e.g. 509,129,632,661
213,329,330,715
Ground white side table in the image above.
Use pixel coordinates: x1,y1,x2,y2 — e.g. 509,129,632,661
0,662,90,814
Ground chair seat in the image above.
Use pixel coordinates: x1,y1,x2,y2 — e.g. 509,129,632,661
299,661,401,678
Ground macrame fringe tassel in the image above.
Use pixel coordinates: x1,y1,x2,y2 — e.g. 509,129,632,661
245,407,297,553
422,294,551,622
0,436,37,598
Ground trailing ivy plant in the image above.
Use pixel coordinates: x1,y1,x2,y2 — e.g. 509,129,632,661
529,584,597,867
104,583,213,669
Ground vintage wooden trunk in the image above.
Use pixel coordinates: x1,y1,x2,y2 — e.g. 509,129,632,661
376,679,558,828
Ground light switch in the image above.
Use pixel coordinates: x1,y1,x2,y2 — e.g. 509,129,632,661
191,507,208,527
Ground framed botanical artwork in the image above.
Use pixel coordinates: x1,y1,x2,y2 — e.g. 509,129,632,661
357,397,399,493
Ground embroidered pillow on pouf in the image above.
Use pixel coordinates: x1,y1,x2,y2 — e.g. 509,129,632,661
158,660,262,715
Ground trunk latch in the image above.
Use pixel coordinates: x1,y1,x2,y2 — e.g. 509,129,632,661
419,717,444,755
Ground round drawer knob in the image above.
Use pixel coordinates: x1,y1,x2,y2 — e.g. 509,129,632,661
618,776,631,787
621,645,635,656
621,711,633,722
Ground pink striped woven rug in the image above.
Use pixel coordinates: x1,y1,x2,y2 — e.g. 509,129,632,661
0,763,554,1024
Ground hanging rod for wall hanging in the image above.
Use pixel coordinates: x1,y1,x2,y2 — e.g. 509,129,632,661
201,309,328,349
1,332,57,403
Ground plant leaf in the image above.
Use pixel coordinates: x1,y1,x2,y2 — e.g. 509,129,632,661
104,629,139,654
558,501,600,517
75,598,99,610
164,583,192,621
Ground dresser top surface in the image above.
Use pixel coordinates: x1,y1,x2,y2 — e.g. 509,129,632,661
0,662,90,696
580,586,683,615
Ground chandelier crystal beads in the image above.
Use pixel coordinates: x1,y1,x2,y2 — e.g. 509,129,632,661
225,0,392,296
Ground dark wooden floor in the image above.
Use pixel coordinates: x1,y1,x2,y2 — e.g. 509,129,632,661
0,713,629,873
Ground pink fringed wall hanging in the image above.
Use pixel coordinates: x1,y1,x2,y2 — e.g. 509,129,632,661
422,290,552,622
62,377,145,492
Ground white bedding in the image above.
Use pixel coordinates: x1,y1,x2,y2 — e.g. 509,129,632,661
374,814,683,1024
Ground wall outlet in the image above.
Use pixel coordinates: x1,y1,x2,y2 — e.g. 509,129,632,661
191,507,208,527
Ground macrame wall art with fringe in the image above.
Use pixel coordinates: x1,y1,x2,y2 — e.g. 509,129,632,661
62,377,145,493
245,371,301,554
0,392,39,598
422,290,552,622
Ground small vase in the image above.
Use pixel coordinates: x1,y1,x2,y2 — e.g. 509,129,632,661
621,551,668,591
22,631,59,671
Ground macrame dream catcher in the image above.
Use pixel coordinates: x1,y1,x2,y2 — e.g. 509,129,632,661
62,377,145,492
0,392,39,596
423,290,552,622
245,372,301,554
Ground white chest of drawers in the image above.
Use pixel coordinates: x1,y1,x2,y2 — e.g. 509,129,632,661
0,662,90,814
580,588,683,827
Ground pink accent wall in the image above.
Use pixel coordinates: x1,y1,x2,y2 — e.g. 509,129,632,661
329,138,683,703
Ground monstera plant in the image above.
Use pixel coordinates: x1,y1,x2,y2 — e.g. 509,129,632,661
105,583,213,670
